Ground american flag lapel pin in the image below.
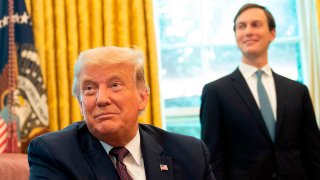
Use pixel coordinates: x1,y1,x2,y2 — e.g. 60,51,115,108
160,164,168,171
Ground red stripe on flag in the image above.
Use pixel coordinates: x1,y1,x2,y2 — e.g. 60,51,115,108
0,118,8,154
0,138,7,147
0,128,7,137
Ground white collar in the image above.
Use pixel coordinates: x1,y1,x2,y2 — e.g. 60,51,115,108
239,62,273,79
100,129,142,166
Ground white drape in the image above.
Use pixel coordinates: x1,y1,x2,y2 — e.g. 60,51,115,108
297,0,320,127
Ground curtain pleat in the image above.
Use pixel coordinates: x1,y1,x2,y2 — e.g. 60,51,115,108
30,0,46,82
89,0,103,47
314,0,320,122
144,0,162,127
297,0,320,126
26,0,162,131
78,0,90,52
116,0,130,46
103,0,115,45
54,0,71,129
45,0,59,131
134,0,151,125
65,0,81,124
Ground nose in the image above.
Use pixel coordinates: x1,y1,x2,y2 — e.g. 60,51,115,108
244,26,254,36
96,86,111,106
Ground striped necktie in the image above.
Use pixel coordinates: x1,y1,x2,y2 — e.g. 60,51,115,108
110,147,133,180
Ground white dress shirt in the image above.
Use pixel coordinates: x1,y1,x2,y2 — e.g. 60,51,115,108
239,62,277,120
100,130,146,180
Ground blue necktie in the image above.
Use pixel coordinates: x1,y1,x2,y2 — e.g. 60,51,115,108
256,70,275,142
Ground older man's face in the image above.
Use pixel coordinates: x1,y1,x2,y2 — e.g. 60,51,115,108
78,62,147,146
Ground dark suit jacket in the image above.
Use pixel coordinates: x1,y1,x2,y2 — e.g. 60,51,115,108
200,68,320,180
28,121,215,180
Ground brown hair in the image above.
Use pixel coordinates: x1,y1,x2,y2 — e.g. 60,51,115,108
233,3,276,32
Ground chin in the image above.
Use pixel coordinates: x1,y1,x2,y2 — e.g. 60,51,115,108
244,50,259,56
88,121,116,134
92,126,117,139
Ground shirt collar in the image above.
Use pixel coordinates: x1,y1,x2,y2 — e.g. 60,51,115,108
99,129,142,166
239,62,272,79
125,129,142,165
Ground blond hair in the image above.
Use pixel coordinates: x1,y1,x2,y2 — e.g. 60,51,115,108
72,46,149,100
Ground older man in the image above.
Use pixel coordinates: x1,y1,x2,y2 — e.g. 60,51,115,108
28,46,215,180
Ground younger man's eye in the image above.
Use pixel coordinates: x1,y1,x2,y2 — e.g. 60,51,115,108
236,23,245,30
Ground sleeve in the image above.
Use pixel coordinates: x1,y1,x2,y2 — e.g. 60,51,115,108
28,138,69,180
200,140,217,180
200,84,225,180
301,87,320,179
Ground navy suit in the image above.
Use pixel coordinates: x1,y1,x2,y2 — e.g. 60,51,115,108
28,121,215,180
200,68,320,180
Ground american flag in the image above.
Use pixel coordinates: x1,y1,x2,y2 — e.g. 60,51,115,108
160,164,168,171
0,0,49,153
0,116,8,153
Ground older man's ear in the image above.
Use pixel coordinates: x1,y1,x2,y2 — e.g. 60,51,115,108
77,98,84,117
138,89,149,111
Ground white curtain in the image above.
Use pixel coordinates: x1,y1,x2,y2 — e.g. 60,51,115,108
297,0,320,127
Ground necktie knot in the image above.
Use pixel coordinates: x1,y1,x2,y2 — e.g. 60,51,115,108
110,147,130,162
110,147,133,180
256,70,263,80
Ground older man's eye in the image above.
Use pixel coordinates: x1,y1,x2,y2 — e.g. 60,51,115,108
82,85,97,96
109,82,123,92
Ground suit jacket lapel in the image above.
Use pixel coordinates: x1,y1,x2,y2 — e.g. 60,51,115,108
273,72,287,139
140,126,174,180
231,68,272,141
78,123,119,180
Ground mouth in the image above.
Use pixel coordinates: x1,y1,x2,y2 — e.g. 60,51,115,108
244,39,258,45
94,113,118,120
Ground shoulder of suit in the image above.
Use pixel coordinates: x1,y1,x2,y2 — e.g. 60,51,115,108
34,121,84,143
204,69,238,87
273,71,308,89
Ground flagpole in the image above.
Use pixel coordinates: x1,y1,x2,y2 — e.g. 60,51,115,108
7,0,20,153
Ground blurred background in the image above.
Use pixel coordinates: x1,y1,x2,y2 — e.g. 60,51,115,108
0,0,319,153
